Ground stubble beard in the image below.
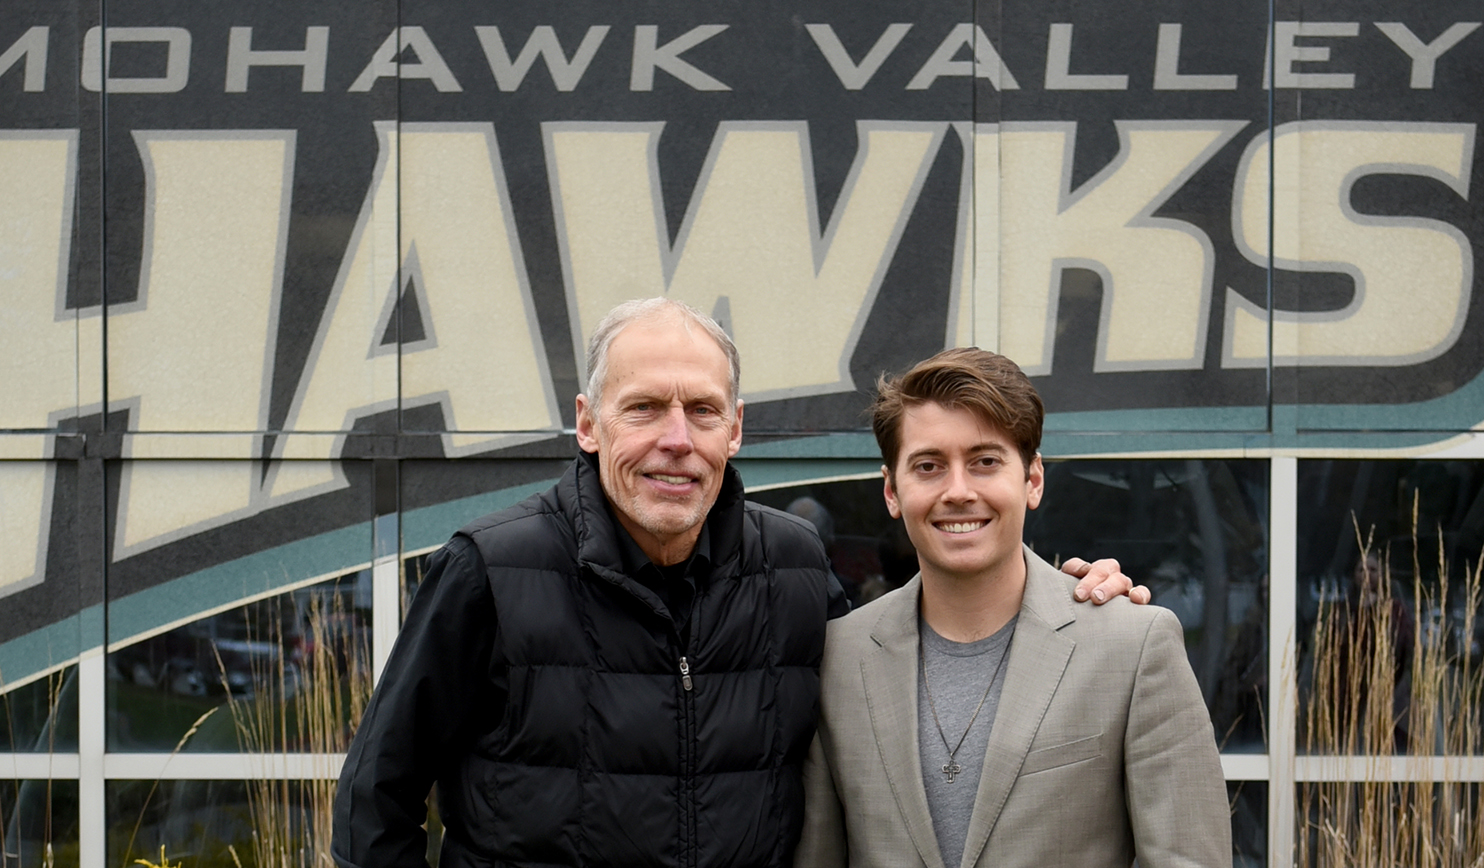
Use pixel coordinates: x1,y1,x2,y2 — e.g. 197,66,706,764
603,471,713,549
629,495,709,542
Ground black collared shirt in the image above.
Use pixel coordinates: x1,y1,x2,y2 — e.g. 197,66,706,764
613,518,712,648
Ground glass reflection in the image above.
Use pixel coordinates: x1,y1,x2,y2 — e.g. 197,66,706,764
1229,780,1266,867
1030,459,1269,752
1,667,76,753
106,576,370,753
109,779,330,868
1,779,79,868
748,459,1270,752
1297,781,1484,865
1297,460,1484,756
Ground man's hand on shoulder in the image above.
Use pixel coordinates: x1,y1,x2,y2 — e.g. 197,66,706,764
1061,557,1152,605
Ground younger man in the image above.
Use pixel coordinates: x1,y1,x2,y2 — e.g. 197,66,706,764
795,348,1229,867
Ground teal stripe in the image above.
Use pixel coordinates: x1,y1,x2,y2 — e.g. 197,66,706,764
400,480,557,553
737,433,879,459
1045,406,1267,432
4,392,1478,692
106,522,373,646
735,459,881,490
0,613,85,690
1043,429,1450,456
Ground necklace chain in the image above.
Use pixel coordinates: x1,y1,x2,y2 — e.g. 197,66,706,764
921,631,1011,783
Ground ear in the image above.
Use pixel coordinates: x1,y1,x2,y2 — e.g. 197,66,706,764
726,400,744,458
882,465,901,519
575,394,600,454
1025,453,1045,510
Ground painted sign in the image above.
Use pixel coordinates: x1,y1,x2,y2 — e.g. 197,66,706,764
2,0,1481,688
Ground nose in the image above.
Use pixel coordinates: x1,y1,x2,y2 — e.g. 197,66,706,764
942,464,977,503
656,406,694,455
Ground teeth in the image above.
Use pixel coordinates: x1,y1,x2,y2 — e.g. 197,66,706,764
650,474,692,484
939,521,985,534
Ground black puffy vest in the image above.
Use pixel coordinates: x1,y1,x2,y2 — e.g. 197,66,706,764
440,455,832,868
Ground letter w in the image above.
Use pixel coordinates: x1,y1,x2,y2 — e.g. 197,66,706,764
475,26,609,91
547,121,944,399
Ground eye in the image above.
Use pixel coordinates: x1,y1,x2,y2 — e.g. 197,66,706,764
970,455,1003,473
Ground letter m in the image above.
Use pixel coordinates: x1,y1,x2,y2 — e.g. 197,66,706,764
0,27,48,91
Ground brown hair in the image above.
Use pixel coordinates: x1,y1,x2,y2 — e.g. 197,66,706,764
871,347,1043,475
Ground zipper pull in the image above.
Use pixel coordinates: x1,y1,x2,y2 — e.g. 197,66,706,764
678,656,693,691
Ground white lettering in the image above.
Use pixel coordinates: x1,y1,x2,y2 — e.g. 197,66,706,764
0,463,51,598
81,27,191,94
906,23,1018,91
475,25,609,92
805,23,912,90
1044,23,1127,90
985,121,1244,374
270,122,560,500
630,25,730,91
947,122,993,350
0,26,48,92
1225,122,1475,368
225,26,329,93
110,132,293,557
396,124,562,453
0,131,82,594
0,131,82,429
1375,21,1481,89
348,26,462,93
1265,21,1358,89
548,120,942,397
1153,23,1238,90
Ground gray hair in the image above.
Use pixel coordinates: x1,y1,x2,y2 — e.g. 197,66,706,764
584,298,741,416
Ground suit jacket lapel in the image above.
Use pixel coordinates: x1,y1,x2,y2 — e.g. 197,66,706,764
861,575,948,868
959,549,1077,868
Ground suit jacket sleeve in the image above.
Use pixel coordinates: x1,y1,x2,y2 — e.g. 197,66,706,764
332,537,504,868
1124,608,1231,866
795,727,849,868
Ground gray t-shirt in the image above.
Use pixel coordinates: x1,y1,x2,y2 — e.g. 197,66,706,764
917,615,1017,868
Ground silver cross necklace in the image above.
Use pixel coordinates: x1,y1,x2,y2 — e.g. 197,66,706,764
921,636,1011,783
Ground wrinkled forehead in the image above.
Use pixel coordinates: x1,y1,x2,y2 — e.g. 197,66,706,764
602,315,733,400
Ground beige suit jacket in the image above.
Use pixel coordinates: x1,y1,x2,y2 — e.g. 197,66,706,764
794,547,1230,868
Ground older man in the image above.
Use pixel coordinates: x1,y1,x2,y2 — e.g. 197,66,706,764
331,299,1137,868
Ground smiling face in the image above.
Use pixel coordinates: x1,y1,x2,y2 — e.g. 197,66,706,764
575,312,743,565
883,401,1043,588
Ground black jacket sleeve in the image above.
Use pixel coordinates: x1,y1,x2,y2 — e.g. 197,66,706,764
332,537,501,868
825,570,851,620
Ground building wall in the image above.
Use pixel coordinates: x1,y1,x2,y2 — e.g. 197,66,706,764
3,1,1484,865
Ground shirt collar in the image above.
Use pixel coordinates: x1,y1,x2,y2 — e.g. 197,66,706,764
613,513,713,588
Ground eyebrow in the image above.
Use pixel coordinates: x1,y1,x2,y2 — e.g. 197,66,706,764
902,442,1009,465
615,388,728,408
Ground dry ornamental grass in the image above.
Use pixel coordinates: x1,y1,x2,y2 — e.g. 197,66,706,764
1298,501,1484,867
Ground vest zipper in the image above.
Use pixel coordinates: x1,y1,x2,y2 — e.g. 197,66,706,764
678,654,697,867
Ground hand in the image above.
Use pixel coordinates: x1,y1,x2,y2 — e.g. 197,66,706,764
1062,557,1152,605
